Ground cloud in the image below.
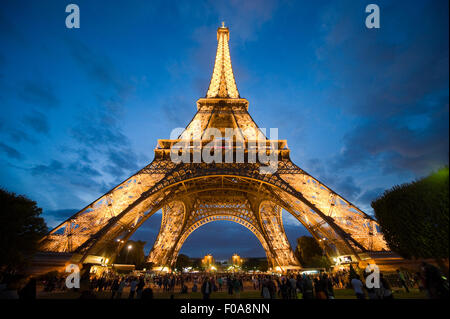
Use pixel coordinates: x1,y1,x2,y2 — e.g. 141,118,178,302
67,37,132,98
30,159,106,191
22,110,50,134
315,0,449,177
18,81,60,108
0,142,23,159
357,187,384,207
304,158,363,202
161,95,194,127
0,118,37,144
43,209,78,228
333,97,449,176
207,0,279,43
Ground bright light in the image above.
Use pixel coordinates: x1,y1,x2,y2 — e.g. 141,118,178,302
105,258,109,264
128,245,132,249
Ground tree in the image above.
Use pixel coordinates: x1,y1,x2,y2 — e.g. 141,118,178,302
175,254,191,270
115,240,147,269
294,236,329,268
0,189,48,270
372,167,449,262
191,258,204,271
242,258,268,272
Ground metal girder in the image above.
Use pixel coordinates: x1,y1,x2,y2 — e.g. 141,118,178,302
38,25,389,269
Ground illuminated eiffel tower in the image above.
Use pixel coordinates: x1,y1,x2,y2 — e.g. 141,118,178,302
39,24,388,272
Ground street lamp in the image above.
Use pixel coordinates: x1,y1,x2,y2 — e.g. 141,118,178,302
126,244,133,264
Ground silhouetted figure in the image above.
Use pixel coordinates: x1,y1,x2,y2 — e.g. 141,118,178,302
141,287,154,299
18,277,36,300
201,277,213,300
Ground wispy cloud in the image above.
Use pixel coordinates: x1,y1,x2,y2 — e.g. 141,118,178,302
0,142,23,160
314,0,449,177
18,81,60,109
22,110,50,134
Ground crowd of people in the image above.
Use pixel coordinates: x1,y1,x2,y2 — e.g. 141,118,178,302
0,261,448,300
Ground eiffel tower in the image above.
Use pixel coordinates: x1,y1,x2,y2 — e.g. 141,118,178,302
38,24,389,272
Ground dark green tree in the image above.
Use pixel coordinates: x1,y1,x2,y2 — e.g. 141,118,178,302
175,254,191,270
0,189,48,270
115,240,147,269
191,258,204,271
372,167,449,262
242,258,268,272
294,235,329,268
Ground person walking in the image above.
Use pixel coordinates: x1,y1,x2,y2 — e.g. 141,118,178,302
141,287,154,299
302,275,314,299
379,273,393,299
396,269,409,293
322,273,334,299
268,277,277,299
227,276,233,296
280,278,289,299
421,262,449,299
110,277,120,299
289,276,297,299
233,277,241,299
201,277,213,300
18,277,36,300
351,275,365,299
261,278,271,299
128,277,138,299
136,277,145,299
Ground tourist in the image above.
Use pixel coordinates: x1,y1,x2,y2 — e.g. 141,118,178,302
227,276,233,295
111,277,120,299
421,262,449,299
396,269,409,293
141,287,154,299
201,277,213,299
289,276,297,299
268,277,277,299
232,276,241,298
18,277,36,300
415,272,426,292
321,273,334,299
261,278,271,299
302,275,314,299
136,277,145,299
296,274,303,297
280,277,289,299
379,273,393,299
351,275,365,299
314,276,327,299
116,278,126,299
128,277,138,299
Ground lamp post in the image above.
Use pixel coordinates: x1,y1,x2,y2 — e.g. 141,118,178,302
126,244,132,264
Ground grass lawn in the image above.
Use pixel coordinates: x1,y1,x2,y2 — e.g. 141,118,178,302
37,287,427,299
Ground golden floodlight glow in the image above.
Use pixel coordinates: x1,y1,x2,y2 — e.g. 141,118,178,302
38,24,390,273
206,23,239,98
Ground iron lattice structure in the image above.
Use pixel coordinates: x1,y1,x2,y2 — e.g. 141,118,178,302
39,25,388,271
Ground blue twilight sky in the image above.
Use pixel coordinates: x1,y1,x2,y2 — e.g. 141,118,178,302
0,0,448,259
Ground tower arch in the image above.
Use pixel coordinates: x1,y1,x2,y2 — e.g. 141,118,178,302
37,25,390,273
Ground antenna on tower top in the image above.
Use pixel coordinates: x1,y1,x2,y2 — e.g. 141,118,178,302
221,21,225,28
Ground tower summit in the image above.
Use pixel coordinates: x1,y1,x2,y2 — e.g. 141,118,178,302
206,23,240,99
